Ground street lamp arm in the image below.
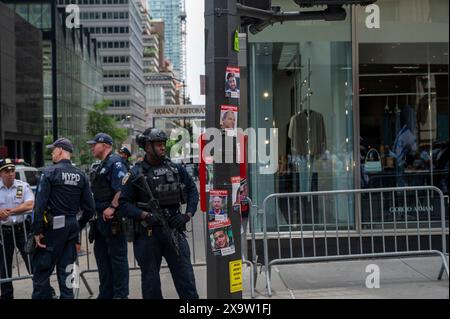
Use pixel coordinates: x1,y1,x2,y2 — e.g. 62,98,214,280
236,0,376,34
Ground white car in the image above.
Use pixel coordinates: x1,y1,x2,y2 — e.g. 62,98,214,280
14,164,40,193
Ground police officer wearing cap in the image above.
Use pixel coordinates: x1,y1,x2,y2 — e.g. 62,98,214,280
0,158,34,299
31,138,95,299
88,133,129,299
118,146,132,171
119,128,199,299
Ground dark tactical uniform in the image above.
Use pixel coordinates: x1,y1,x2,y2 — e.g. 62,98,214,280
120,156,199,299
120,156,131,172
32,159,95,299
91,152,129,299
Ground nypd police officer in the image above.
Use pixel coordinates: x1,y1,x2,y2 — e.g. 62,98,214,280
119,128,199,299
118,146,132,171
31,138,95,299
0,158,34,299
88,133,129,299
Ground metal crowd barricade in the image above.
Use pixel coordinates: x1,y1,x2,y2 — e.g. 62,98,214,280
242,197,257,298
257,186,449,297
0,213,34,289
76,210,208,298
1,207,255,299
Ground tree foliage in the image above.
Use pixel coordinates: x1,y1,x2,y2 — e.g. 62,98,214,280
86,100,128,148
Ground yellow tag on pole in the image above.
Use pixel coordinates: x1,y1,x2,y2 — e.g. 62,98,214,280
233,30,240,52
229,260,243,293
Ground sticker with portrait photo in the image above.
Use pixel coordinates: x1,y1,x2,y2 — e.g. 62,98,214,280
220,105,238,136
225,66,240,99
208,190,228,222
208,218,235,257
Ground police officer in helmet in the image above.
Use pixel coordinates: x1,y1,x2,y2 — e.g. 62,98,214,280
119,128,199,299
31,138,95,299
87,133,129,299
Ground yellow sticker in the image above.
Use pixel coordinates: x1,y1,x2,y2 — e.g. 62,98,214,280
229,259,242,293
122,172,131,185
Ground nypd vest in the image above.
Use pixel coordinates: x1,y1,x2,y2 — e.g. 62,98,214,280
91,158,115,203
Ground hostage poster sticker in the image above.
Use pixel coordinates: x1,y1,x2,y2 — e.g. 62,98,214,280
231,176,242,216
231,177,241,206
208,218,236,257
220,105,238,136
225,67,240,99
208,190,228,222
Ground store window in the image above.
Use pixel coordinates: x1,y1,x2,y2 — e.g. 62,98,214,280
248,0,355,232
357,0,449,228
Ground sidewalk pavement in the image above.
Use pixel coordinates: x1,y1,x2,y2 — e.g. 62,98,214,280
9,255,448,299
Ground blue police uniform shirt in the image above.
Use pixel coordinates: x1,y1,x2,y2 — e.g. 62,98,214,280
120,156,131,171
119,159,199,219
0,179,34,226
97,152,128,196
33,159,95,234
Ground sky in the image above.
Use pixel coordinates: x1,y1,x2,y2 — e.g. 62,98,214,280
185,0,205,105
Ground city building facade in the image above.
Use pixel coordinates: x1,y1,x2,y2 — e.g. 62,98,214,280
2,1,103,165
0,3,44,166
57,0,147,138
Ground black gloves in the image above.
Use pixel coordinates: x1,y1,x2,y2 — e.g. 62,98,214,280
168,214,191,229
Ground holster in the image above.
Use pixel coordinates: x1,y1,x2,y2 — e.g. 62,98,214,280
24,233,36,255
111,216,128,236
43,211,54,230
88,218,97,244
133,219,152,238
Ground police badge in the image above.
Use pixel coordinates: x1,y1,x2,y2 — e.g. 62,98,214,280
16,185,24,200
122,172,131,185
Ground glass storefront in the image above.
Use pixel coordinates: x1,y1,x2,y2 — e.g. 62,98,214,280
248,0,355,232
247,0,449,233
357,0,449,228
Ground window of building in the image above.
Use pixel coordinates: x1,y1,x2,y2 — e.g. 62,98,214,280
248,0,354,232
356,0,449,228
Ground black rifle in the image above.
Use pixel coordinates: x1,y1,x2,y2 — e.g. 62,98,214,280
135,174,180,258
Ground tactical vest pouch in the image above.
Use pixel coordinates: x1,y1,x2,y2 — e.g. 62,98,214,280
110,216,128,236
156,183,182,206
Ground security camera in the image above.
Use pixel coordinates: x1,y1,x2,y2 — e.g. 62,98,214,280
293,0,376,7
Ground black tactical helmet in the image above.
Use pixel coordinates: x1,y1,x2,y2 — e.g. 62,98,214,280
136,128,168,148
